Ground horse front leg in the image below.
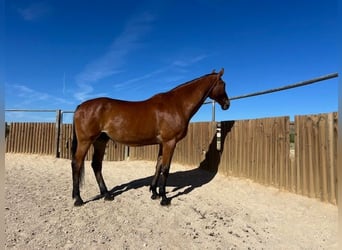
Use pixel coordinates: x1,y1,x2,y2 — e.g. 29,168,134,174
158,140,176,206
150,145,163,200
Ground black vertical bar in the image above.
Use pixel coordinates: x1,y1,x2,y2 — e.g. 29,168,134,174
55,109,62,158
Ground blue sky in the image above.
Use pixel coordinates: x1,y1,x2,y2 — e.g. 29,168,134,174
5,0,338,123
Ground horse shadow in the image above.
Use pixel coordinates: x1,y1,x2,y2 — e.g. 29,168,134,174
89,121,234,204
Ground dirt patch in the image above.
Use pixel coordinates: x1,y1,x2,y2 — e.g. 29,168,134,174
5,154,337,249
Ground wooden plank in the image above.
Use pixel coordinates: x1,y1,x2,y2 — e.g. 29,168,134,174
319,114,328,202
295,115,302,194
284,117,290,188
17,123,22,153
28,122,34,153
265,119,271,185
32,123,37,153
13,123,20,153
332,112,338,204
11,123,16,152
328,112,338,204
289,156,296,193
303,116,311,197
18,123,24,153
60,124,71,159
6,123,12,152
256,119,264,183
25,123,30,153
309,115,319,199
38,123,43,153
8,123,14,152
273,118,279,187
269,119,274,185
236,121,243,177
22,123,27,153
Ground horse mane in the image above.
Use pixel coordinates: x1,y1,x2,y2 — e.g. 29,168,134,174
147,72,217,101
168,72,216,93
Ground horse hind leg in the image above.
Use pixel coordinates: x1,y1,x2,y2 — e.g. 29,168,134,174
92,133,113,201
158,140,176,206
150,144,163,200
72,141,91,206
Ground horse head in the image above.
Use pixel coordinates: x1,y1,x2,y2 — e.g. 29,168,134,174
208,68,230,110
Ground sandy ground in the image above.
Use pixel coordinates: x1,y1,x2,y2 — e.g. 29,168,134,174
5,153,338,249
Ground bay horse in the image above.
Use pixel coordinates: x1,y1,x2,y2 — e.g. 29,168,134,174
71,68,230,206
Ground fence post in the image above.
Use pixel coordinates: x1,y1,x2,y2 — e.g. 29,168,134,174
124,146,130,160
55,109,62,158
212,100,216,122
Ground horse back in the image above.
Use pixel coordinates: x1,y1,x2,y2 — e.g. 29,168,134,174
74,97,160,145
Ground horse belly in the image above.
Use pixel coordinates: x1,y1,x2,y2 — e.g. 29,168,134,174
106,130,160,146
103,115,160,146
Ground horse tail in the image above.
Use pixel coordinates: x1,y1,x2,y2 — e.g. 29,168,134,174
71,107,78,158
71,105,85,187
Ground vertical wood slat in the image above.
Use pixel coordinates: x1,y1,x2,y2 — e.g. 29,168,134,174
331,112,338,204
319,114,328,202
23,123,28,153
14,123,20,153
328,112,337,204
295,115,302,195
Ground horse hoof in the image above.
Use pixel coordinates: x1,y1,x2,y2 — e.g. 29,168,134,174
74,199,84,207
160,198,171,206
104,194,114,201
151,193,160,200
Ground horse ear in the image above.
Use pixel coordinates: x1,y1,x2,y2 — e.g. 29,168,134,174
212,69,216,74
218,68,224,77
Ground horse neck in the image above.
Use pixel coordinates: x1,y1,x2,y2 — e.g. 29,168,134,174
171,74,216,120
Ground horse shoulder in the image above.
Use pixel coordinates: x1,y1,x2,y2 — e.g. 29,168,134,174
146,93,189,141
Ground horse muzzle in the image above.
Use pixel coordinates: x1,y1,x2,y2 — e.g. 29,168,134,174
221,100,230,110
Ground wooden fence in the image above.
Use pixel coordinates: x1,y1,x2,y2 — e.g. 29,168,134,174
219,117,290,187
6,122,56,155
5,112,338,204
294,112,338,203
5,123,126,161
